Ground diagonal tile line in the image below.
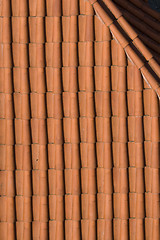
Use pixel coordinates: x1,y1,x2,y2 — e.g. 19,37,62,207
88,0,160,98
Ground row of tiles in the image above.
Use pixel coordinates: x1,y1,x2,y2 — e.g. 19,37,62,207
0,0,94,17
1,0,159,86
0,193,159,221
0,168,159,195
0,41,129,68
0,91,159,118
0,65,148,94
0,15,111,43
0,142,159,170
0,217,159,240
0,117,159,144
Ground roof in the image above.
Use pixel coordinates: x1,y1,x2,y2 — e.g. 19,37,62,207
90,0,160,98
0,0,160,239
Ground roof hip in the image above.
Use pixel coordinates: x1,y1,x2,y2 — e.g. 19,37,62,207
88,0,160,98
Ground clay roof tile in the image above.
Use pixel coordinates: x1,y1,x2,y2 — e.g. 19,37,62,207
94,2,114,26
29,0,45,16
11,0,28,16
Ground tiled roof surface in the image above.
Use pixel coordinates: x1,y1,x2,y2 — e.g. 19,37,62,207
0,0,159,239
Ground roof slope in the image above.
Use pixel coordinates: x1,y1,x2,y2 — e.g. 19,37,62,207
0,0,159,239
89,0,160,98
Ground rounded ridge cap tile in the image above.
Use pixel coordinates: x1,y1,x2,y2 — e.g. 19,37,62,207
149,57,160,78
117,15,138,40
93,1,114,26
133,37,153,61
125,44,145,69
110,23,129,48
103,0,122,19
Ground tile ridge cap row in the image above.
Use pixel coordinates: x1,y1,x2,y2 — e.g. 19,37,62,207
88,0,160,99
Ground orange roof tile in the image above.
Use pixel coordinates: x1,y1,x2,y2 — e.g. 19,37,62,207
0,0,160,239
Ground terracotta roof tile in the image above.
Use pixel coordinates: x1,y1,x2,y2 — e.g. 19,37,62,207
95,66,111,91
13,68,30,93
79,15,94,41
133,37,153,61
31,119,47,144
47,92,63,118
46,68,62,93
128,142,145,167
62,16,78,42
80,0,94,15
145,218,160,240
0,119,14,144
81,143,96,168
32,221,48,240
47,0,61,16
95,91,111,117
0,0,11,16
29,17,45,43
95,15,111,41
97,219,113,239
0,196,15,222
111,41,127,66
11,0,28,17
0,94,14,119
0,145,15,170
47,118,63,144
63,92,78,117
103,0,122,19
48,144,64,169
129,193,145,218
63,67,78,92
117,16,138,40
94,2,114,26
0,171,15,196
62,0,79,16
112,117,128,142
129,219,145,239
30,93,46,118
14,93,30,119
12,17,28,43
0,18,11,43
0,44,12,67
112,142,128,167
0,0,160,239
62,43,78,66
110,23,129,48
0,69,13,93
